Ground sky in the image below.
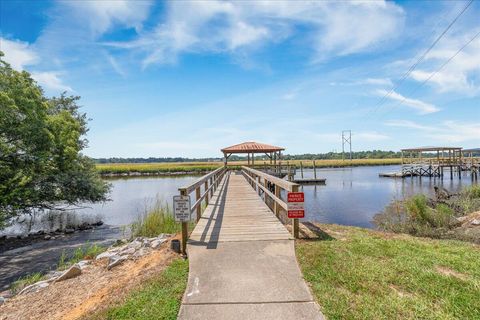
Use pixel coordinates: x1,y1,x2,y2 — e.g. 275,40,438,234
1,0,479,158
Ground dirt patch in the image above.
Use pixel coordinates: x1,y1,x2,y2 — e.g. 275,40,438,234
0,240,181,320
389,284,413,298
435,266,469,281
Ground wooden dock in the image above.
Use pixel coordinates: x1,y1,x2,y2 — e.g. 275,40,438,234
292,178,326,185
177,171,324,319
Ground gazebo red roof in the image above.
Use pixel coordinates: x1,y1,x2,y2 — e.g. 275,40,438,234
221,142,285,154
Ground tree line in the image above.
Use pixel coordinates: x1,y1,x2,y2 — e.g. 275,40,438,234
94,150,404,163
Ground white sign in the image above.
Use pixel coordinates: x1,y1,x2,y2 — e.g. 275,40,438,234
287,202,305,211
173,195,192,222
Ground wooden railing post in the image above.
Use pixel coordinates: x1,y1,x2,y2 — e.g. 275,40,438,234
274,184,281,217
195,187,201,222
204,181,209,205
257,176,261,195
180,189,188,255
292,184,299,239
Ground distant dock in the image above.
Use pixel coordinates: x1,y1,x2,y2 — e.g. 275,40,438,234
292,178,326,185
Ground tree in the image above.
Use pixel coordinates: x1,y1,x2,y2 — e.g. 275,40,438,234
0,52,109,228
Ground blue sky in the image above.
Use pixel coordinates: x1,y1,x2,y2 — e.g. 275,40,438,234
1,0,479,158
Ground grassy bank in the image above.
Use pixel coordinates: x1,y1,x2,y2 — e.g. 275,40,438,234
88,258,188,320
296,223,480,319
96,158,401,175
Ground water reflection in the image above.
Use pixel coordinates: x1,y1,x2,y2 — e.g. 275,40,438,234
298,165,477,228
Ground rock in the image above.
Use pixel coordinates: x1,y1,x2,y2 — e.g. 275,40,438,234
129,240,143,250
45,270,63,280
471,219,480,226
54,265,82,282
133,248,148,258
119,247,136,256
0,296,6,305
51,236,56,240
18,280,50,295
107,255,127,270
77,260,91,270
96,251,118,260
151,239,166,249
64,228,75,234
44,235,51,240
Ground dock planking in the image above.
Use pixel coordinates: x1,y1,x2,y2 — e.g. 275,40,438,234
188,172,292,243
179,171,324,320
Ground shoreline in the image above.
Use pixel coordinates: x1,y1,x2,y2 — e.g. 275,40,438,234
97,161,401,177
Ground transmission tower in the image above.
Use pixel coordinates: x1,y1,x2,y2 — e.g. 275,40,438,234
342,130,352,161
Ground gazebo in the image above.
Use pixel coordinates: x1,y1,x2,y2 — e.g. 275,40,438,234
221,142,285,166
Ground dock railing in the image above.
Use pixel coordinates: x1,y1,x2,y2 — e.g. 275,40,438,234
178,167,227,253
241,166,301,238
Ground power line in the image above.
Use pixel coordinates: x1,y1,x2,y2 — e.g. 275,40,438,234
366,0,474,116
381,29,480,116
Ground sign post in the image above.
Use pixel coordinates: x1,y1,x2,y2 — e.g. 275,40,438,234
174,194,191,254
287,189,304,238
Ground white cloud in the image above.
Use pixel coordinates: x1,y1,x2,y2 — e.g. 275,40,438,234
106,54,126,77
409,30,480,95
0,37,72,93
385,119,480,143
63,0,153,36
375,89,439,114
113,0,404,67
31,71,73,92
0,37,38,70
363,78,393,86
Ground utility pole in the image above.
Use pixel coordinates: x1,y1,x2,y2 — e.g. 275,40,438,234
342,130,352,162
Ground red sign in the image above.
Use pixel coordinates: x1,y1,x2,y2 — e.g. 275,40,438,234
288,192,304,203
287,192,305,218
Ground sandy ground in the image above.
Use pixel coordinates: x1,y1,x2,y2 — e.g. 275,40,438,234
0,239,180,320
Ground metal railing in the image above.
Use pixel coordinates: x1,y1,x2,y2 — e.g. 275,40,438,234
241,166,300,238
177,167,228,253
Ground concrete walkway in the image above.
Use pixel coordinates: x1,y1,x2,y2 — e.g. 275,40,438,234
178,172,324,320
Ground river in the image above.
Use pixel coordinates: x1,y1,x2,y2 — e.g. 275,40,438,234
1,165,476,290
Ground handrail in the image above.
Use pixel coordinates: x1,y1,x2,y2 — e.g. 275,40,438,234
242,166,297,191
241,166,300,238
177,167,228,254
179,167,224,194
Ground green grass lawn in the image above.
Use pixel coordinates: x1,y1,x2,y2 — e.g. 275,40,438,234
296,224,480,320
89,258,188,320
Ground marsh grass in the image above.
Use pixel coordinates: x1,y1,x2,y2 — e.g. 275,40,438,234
130,201,193,238
95,159,402,175
58,243,106,270
10,272,46,294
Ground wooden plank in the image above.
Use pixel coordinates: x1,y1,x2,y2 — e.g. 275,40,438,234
188,174,291,243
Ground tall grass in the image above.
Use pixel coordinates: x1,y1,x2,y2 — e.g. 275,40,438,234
375,185,480,241
10,272,46,294
130,201,189,238
58,243,106,270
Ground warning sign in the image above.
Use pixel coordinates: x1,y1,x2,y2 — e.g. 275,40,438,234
173,195,192,222
287,192,305,218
